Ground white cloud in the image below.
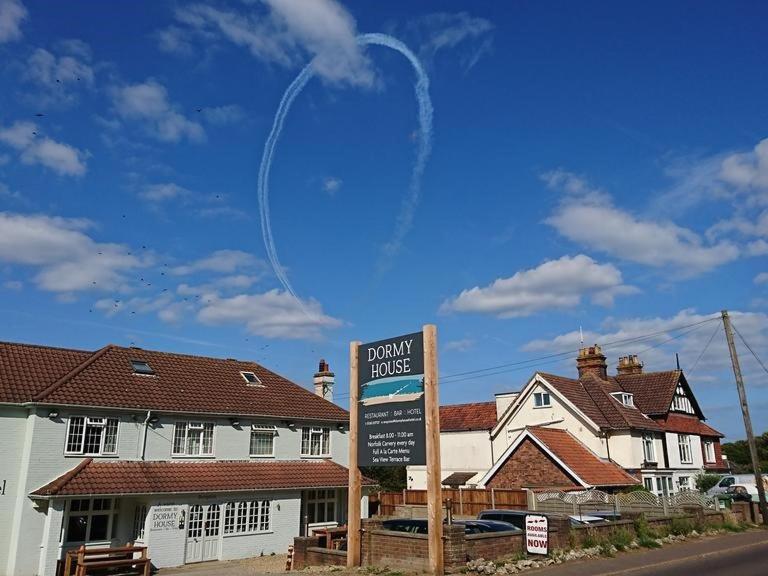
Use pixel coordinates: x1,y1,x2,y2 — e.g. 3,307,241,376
197,289,342,339
444,338,474,352
322,176,342,194
0,0,27,43
440,254,637,318
170,0,373,86
171,249,262,276
202,104,244,126
408,12,494,72
156,25,194,55
0,212,143,292
755,272,768,285
0,121,88,176
24,46,94,87
523,309,768,387
139,182,192,203
3,279,22,290
719,137,768,197
544,170,739,275
111,79,205,143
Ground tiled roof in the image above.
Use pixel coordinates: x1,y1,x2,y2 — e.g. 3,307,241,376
0,341,91,403
538,373,661,432
655,413,724,438
32,459,375,497
614,371,682,416
0,341,348,421
528,427,639,487
440,401,497,432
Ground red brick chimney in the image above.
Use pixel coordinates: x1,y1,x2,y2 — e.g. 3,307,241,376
617,355,643,375
577,345,608,380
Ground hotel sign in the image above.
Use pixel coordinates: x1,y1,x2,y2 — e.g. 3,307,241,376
150,505,182,531
357,331,426,467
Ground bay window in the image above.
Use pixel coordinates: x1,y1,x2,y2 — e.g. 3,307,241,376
642,433,656,463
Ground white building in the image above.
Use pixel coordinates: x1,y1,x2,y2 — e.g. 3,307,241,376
0,342,370,575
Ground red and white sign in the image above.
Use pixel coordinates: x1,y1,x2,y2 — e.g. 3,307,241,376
525,514,548,555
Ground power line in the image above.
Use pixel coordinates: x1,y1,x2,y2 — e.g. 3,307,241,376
686,323,722,378
732,322,768,377
332,314,720,400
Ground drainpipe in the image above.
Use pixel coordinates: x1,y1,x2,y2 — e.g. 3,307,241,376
140,411,152,460
489,430,494,464
604,431,612,461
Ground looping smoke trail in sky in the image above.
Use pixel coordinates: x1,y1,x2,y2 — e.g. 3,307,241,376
257,33,433,317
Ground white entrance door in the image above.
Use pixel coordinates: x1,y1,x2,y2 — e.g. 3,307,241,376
185,504,220,563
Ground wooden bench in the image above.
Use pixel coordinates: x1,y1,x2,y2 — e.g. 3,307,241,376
63,544,150,576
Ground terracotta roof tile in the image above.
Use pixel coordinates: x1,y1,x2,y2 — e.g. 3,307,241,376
655,413,723,437
32,459,374,497
614,371,682,415
538,372,660,432
528,427,639,487
440,401,497,432
0,341,91,403
1,341,348,422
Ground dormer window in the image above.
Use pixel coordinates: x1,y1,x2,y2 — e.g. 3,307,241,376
240,371,263,386
671,384,694,414
130,360,154,375
533,392,551,408
612,392,634,407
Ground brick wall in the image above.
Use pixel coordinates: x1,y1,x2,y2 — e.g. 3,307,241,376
486,438,578,489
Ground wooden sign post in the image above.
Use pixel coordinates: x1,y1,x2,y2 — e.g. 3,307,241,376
423,324,443,575
347,325,442,574
347,340,362,567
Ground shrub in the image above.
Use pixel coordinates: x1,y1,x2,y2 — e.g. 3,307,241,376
609,529,633,551
634,515,659,540
638,536,662,549
694,473,722,493
581,530,599,549
669,517,694,536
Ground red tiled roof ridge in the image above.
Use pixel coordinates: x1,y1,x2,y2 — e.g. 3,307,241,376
0,339,95,355
32,345,114,402
440,401,497,431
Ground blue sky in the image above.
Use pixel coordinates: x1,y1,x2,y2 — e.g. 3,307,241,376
0,0,766,440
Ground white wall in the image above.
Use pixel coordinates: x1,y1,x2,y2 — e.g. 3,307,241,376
492,381,607,461
664,432,704,470
407,430,493,489
0,407,27,574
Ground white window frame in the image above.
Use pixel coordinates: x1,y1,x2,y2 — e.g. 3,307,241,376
678,476,691,491
250,425,277,457
65,416,120,456
611,392,634,407
643,478,653,491
305,489,337,525
64,498,119,544
172,421,215,457
223,500,272,535
301,426,331,457
533,392,551,408
678,434,693,464
132,504,148,541
642,433,656,463
240,371,264,386
703,440,716,463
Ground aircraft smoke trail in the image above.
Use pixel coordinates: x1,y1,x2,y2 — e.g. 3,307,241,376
257,33,433,315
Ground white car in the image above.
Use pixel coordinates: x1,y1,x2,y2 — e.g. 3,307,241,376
706,474,768,496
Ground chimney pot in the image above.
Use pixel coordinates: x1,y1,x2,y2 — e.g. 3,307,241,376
577,344,608,380
616,354,643,375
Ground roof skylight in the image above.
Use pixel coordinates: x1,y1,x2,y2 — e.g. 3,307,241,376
241,371,263,386
130,360,155,375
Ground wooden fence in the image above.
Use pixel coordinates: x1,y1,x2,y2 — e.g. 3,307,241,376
377,488,527,517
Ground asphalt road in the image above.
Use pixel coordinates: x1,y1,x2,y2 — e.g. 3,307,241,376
534,529,768,576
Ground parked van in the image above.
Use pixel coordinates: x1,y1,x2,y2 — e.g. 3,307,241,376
706,474,768,496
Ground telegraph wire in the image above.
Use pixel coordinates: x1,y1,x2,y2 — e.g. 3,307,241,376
732,322,768,377
332,314,720,400
686,323,722,378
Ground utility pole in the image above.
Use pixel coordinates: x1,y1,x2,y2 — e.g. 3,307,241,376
721,310,768,525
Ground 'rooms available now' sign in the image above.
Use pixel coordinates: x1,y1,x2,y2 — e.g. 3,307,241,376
525,514,548,555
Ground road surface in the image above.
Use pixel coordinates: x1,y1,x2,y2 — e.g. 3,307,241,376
534,529,768,576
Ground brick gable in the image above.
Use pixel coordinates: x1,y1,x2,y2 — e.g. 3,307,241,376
486,437,577,489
